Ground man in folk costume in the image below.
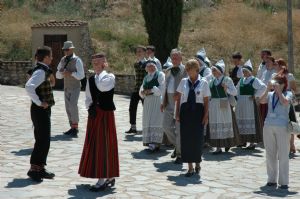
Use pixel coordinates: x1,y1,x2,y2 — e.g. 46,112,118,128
161,48,187,164
208,60,240,154
56,41,85,137
235,59,267,150
125,45,147,134
229,52,244,86
139,60,165,152
260,56,277,124
195,48,212,82
78,53,119,192
256,49,272,80
25,46,55,182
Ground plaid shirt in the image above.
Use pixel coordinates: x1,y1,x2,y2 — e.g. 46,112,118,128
134,61,147,92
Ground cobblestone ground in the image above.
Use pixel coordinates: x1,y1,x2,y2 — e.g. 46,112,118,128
1,85,300,199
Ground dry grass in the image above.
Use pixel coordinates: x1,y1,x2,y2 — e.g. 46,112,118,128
0,0,300,75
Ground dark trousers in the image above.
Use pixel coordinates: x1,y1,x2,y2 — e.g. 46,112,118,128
129,92,143,125
30,103,51,166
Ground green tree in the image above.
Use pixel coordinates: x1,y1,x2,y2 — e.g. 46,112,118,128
141,0,183,63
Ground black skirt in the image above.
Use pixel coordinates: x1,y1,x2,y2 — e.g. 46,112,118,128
180,102,204,163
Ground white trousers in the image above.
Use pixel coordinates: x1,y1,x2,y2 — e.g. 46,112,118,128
263,125,290,185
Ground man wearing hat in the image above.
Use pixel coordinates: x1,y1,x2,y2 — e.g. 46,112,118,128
235,59,266,150
195,48,212,82
146,45,162,71
229,52,244,86
161,48,187,163
56,41,85,137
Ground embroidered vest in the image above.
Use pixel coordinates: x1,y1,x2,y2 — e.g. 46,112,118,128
210,77,227,98
143,71,159,90
32,63,55,107
88,76,116,111
240,77,255,96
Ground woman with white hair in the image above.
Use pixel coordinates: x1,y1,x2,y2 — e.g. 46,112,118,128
235,59,266,150
140,60,165,152
208,60,239,154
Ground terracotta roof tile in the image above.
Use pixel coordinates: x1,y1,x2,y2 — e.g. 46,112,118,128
32,20,88,28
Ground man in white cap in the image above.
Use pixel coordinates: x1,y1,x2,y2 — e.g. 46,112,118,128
195,48,212,82
56,41,85,137
161,48,187,164
235,59,266,150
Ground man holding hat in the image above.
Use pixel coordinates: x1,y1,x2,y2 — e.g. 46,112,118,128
235,59,266,150
56,41,85,137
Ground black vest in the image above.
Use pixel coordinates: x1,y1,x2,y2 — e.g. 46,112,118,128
230,66,240,86
88,76,116,111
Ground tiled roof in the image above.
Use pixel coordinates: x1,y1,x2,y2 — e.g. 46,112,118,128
32,20,88,28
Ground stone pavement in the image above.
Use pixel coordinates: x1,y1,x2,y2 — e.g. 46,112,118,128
1,85,300,199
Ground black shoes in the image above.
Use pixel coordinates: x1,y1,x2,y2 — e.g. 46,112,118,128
171,149,177,158
266,182,277,187
246,144,256,150
195,166,201,174
185,169,195,177
237,143,247,148
40,169,55,179
125,128,137,134
279,185,288,189
174,157,182,164
225,147,230,152
212,149,222,155
90,179,115,192
27,169,55,182
64,128,78,137
27,170,43,182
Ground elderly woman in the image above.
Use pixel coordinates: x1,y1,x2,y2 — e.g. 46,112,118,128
273,59,298,153
235,60,266,150
78,53,119,191
139,60,165,152
176,59,210,177
260,74,293,189
208,60,239,154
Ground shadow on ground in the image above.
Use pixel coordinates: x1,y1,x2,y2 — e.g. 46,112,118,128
131,148,169,160
167,174,202,186
68,184,116,199
51,134,74,141
254,185,298,198
123,134,143,142
11,148,32,156
5,178,41,188
153,161,184,172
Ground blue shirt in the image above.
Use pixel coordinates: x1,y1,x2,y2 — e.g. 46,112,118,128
264,91,293,127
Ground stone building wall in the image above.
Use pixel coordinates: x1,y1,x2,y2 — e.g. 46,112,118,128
0,60,135,94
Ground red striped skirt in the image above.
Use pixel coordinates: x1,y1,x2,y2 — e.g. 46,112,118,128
78,107,119,178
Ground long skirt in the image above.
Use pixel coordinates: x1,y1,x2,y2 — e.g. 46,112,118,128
78,107,119,178
236,95,263,143
208,98,239,147
142,95,164,145
180,102,204,163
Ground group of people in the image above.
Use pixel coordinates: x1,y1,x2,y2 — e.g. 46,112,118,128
126,46,298,189
24,40,298,192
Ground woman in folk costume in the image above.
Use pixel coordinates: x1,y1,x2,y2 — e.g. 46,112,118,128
139,60,165,152
208,59,239,154
176,59,210,177
235,59,266,150
78,53,119,192
195,48,212,82
272,59,298,153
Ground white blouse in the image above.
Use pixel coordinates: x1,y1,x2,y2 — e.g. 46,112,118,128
212,75,237,96
85,70,115,109
177,75,211,105
236,76,266,97
139,71,165,98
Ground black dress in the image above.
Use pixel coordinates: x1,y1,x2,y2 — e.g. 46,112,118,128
180,80,204,163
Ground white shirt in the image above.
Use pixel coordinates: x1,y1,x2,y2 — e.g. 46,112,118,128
139,71,165,99
236,76,266,97
256,62,266,80
177,75,211,105
213,75,237,96
200,66,213,82
85,70,115,109
261,68,276,85
56,53,85,80
25,62,49,106
236,65,244,78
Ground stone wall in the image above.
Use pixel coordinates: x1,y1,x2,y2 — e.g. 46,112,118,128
0,60,135,95
0,60,33,86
